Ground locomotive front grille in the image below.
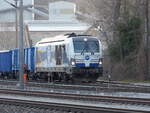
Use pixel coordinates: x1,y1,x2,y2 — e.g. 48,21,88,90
76,59,99,62
75,59,84,63
72,67,103,74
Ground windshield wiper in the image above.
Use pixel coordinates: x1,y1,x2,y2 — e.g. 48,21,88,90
81,46,86,55
81,43,87,55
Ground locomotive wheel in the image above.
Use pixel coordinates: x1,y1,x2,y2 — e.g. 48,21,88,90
63,74,69,83
70,77,75,84
58,73,62,82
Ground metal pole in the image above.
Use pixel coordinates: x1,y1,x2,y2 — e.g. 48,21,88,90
18,0,24,89
15,0,18,48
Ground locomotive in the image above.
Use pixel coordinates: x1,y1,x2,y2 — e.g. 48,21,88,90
0,33,103,82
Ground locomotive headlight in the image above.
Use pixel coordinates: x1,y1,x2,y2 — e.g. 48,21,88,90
84,38,87,42
70,58,76,66
99,61,102,65
71,61,75,65
99,58,103,65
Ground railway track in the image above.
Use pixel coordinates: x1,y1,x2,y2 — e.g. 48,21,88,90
0,79,150,93
0,98,148,113
0,88,150,105
0,89,150,113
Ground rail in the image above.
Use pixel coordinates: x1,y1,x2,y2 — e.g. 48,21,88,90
0,97,149,113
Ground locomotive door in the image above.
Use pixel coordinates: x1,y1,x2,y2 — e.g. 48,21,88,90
55,45,62,65
55,45,69,66
62,45,68,65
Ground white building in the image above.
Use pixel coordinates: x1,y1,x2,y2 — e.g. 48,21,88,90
27,1,90,45
27,1,89,32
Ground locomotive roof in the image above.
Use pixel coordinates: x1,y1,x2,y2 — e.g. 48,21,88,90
37,35,68,44
36,33,96,46
0,50,10,53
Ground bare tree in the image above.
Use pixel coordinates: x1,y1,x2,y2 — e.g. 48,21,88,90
145,0,150,79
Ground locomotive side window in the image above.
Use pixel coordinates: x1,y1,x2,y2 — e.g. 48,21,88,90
73,38,99,53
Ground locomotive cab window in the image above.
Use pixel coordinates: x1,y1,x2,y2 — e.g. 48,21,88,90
73,37,99,53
